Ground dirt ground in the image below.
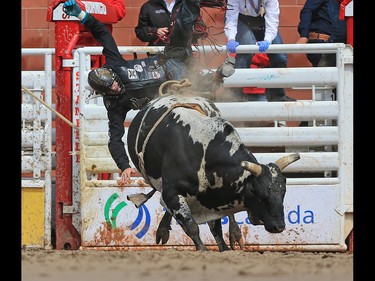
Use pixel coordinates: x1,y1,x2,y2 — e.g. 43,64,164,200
21,248,353,281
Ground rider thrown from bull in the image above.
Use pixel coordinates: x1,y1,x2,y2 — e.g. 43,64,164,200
63,0,235,185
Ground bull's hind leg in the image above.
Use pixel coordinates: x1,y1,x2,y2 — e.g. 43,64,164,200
164,194,208,251
207,219,230,252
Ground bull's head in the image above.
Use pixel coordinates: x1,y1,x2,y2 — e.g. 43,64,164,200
241,153,300,233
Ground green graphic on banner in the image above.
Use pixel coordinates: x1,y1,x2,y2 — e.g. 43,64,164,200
104,193,127,229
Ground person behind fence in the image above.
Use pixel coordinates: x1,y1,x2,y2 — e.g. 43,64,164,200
296,0,347,67
224,0,295,102
108,0,126,21
63,0,235,184
135,0,183,49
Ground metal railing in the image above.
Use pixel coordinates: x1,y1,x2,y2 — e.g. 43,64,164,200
21,48,55,249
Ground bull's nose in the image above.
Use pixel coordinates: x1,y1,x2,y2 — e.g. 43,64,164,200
267,225,285,233
275,225,285,233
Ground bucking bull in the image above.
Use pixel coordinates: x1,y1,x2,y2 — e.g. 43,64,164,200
126,81,300,251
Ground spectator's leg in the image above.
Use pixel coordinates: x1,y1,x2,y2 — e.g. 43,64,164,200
232,20,257,101
266,32,294,101
318,53,336,67
306,52,322,67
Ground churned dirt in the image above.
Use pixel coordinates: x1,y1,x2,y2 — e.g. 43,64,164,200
21,248,353,281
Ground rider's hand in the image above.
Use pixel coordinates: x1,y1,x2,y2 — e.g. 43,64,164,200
63,0,88,23
118,167,136,185
63,0,82,16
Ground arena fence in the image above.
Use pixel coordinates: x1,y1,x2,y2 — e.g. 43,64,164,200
21,43,353,251
21,48,55,249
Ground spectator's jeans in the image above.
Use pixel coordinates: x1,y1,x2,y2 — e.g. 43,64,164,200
306,39,329,67
234,19,288,101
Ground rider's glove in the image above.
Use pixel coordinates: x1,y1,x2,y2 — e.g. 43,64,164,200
63,0,88,23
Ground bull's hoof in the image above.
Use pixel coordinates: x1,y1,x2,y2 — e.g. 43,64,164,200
156,226,171,245
218,242,231,252
196,245,209,251
229,235,245,250
229,214,245,250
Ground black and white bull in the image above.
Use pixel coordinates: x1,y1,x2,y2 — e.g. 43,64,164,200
127,94,300,251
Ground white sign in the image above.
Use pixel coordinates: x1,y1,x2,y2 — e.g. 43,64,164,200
81,185,343,248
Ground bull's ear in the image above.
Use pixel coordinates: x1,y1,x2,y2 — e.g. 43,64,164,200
275,153,300,171
241,161,262,177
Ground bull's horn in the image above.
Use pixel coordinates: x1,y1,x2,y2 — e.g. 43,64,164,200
241,161,262,177
275,153,300,171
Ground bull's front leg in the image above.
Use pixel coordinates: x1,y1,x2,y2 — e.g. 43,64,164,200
207,219,230,252
163,193,208,251
156,212,173,245
228,214,244,250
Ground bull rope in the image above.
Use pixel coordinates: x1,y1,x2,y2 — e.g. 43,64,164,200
158,78,192,96
158,77,213,98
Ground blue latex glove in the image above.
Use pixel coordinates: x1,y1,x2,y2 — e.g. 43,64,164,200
63,0,82,17
226,40,240,53
257,41,270,52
